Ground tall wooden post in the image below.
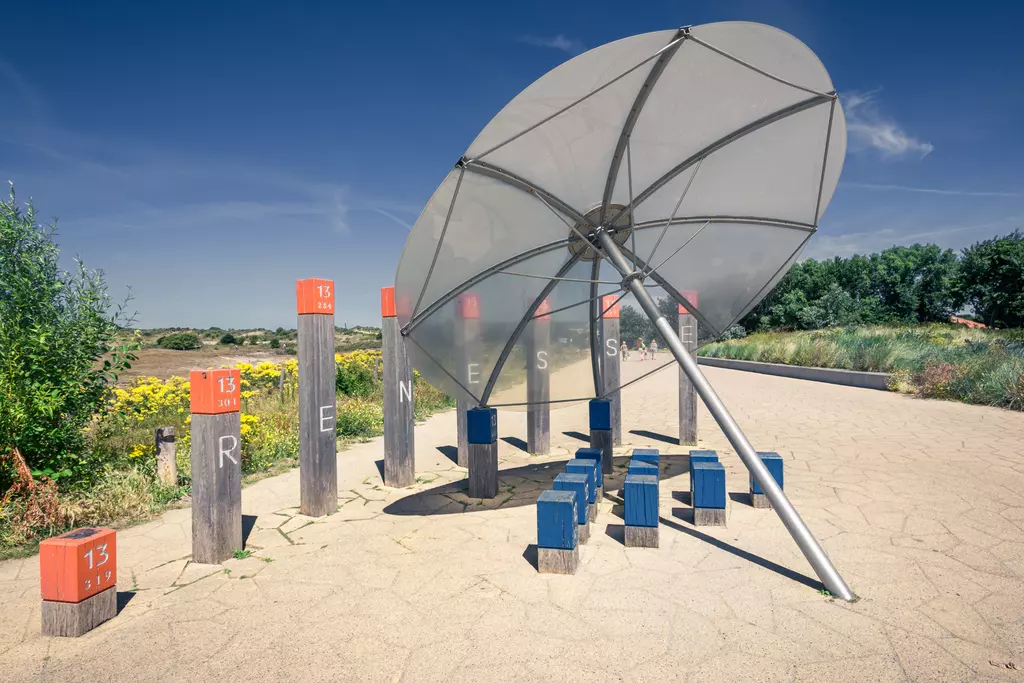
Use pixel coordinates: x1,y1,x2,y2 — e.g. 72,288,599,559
297,278,338,517
455,292,482,468
526,298,551,454
600,295,622,446
189,368,243,564
590,399,614,476
678,290,699,445
382,286,415,487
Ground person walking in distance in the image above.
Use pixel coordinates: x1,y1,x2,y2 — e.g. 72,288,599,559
650,339,659,357
620,340,628,362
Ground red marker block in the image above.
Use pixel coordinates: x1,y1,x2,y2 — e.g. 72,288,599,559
677,290,699,314
601,295,621,318
189,368,241,415
296,278,335,315
40,528,118,637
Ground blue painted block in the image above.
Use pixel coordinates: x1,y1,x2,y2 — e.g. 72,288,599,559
565,459,598,504
467,407,497,444
624,474,659,527
631,448,660,466
537,490,578,550
692,461,726,509
750,451,784,494
554,473,589,525
689,450,719,492
627,460,659,478
589,399,611,431
574,448,603,489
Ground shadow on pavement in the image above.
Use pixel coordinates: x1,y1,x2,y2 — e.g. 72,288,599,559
116,591,136,614
629,429,680,446
501,436,528,452
242,515,257,546
436,445,459,465
562,431,590,443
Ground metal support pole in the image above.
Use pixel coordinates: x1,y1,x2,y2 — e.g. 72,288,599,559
596,229,855,602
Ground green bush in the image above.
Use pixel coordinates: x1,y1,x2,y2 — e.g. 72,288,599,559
336,364,375,397
0,188,138,482
269,338,280,349
158,333,201,350
220,333,238,345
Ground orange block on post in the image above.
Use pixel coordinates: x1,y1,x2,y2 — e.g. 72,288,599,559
677,290,699,314
40,528,116,604
601,295,620,318
189,368,241,415
381,286,397,318
457,292,480,319
296,278,335,315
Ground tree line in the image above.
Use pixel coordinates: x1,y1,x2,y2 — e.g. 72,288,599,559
619,231,1024,345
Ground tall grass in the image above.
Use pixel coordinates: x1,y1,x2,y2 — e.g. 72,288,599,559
700,324,1024,410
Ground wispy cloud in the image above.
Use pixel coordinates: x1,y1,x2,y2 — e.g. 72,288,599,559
843,90,933,159
842,182,1019,198
516,34,586,56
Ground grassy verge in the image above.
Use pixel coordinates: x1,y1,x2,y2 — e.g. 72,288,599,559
0,353,453,559
699,324,1024,410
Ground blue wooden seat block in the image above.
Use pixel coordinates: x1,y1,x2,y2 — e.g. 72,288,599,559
631,448,660,466
692,461,726,509
565,459,598,504
627,460,659,478
689,450,719,491
624,474,659,528
750,451,784,494
554,473,589,525
589,399,611,431
537,490,578,550
574,448,603,489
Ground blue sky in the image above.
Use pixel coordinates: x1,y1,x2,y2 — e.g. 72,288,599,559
2,0,1022,328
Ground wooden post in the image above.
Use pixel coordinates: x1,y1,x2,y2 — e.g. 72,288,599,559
526,298,551,454
600,296,622,446
155,426,176,486
189,369,243,564
40,528,117,637
467,407,498,498
382,286,415,487
678,290,699,445
297,278,338,517
455,292,482,468
589,399,613,476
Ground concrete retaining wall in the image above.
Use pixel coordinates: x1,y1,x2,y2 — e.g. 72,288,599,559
696,356,892,391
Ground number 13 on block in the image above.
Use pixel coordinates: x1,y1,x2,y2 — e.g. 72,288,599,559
297,278,335,315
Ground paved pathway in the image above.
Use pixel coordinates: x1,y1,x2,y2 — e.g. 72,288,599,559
3,358,1024,682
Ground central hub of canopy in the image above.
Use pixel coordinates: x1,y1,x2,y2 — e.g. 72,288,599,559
568,204,633,261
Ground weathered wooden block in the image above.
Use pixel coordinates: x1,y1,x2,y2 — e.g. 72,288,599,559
554,472,590,543
155,426,176,486
467,407,498,499
382,286,415,488
631,448,660,467
40,527,118,637
574,448,603,497
624,474,659,528
538,546,579,575
565,458,599,520
625,525,660,548
627,460,658,478
749,451,784,509
590,429,613,476
693,461,726,509
297,280,338,518
537,490,578,551
689,450,719,493
42,586,117,637
694,507,727,526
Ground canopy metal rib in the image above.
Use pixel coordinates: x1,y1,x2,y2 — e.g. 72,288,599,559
462,159,591,226
479,252,585,405
498,270,619,285
609,93,834,226
529,283,659,321
813,98,837,226
615,240,721,337
603,359,677,398
600,28,688,225
470,35,688,162
643,219,712,276
412,166,464,317
631,215,815,233
644,156,704,267
687,35,836,99
589,259,604,396
730,232,814,326
401,238,570,335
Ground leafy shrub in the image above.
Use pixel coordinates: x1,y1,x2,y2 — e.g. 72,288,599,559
336,350,380,397
220,333,238,345
269,338,280,349
0,189,138,483
158,333,201,350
